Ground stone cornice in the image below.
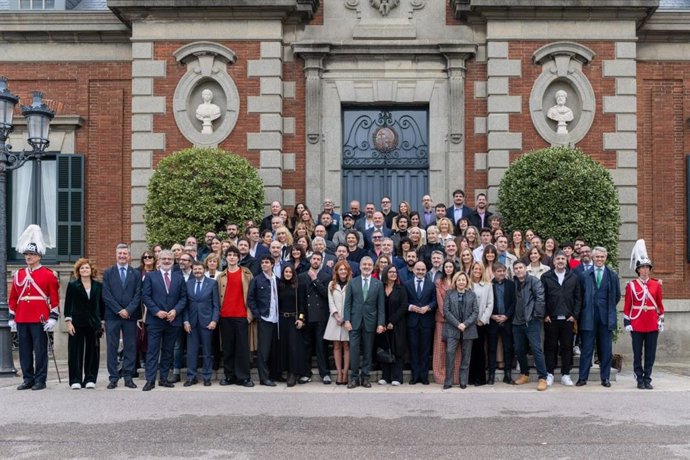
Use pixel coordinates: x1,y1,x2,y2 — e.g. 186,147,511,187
107,0,321,26
452,0,659,27
293,40,476,58
0,11,130,43
638,10,690,40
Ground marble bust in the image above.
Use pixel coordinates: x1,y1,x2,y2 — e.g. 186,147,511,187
547,90,574,135
195,89,221,134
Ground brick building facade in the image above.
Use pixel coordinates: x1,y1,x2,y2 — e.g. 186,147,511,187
1,0,689,356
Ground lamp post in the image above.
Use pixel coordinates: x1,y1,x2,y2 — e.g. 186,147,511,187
0,76,55,376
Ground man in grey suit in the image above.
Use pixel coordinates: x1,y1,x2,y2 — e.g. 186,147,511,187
183,261,219,387
344,256,385,388
102,243,142,389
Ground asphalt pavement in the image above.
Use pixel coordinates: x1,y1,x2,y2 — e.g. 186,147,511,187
1,363,689,459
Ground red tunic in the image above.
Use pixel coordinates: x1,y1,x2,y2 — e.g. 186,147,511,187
8,265,60,323
623,278,664,333
221,269,247,318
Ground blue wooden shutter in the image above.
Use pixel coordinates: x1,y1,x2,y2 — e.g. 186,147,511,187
56,154,83,262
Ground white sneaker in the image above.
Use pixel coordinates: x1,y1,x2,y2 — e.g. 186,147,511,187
573,346,581,357
71,383,81,390
391,380,401,386
546,373,554,387
378,379,387,385
561,375,574,386
85,382,95,389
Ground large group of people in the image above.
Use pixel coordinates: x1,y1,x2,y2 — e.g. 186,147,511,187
7,190,665,392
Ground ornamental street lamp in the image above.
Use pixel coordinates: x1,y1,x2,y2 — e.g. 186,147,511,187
0,76,55,376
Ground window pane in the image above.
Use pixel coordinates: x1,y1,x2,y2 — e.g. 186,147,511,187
19,0,31,9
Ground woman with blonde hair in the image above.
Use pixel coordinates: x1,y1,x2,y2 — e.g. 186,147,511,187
204,253,222,280
64,258,103,389
459,248,474,275
437,217,455,247
468,261,494,386
324,261,352,385
442,271,479,389
465,226,480,250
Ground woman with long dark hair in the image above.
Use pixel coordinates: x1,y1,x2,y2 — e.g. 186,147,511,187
378,264,408,386
432,259,460,385
277,264,307,387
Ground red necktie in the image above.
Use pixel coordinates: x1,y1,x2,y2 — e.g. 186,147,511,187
164,271,171,291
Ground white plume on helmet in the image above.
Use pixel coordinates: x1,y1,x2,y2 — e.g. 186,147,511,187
629,239,652,273
15,224,51,255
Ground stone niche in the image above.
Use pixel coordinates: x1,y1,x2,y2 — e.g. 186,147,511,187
529,41,596,147
172,41,240,147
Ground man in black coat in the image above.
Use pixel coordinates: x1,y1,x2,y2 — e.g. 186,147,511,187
298,252,333,384
541,251,582,387
487,263,515,385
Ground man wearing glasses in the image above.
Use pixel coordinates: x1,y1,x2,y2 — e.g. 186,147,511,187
380,196,398,229
364,211,392,250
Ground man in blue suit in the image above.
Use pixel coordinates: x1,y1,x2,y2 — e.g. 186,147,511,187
142,249,187,391
102,243,142,389
577,246,621,388
183,261,219,387
363,212,392,250
405,260,437,385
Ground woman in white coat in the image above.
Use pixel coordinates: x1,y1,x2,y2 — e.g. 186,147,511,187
324,261,351,385
468,261,494,386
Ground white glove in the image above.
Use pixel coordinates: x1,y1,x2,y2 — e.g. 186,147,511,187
625,325,633,333
658,317,664,333
43,318,57,332
8,319,16,332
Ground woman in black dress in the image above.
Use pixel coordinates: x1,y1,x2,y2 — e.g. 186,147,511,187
64,258,104,389
277,264,307,387
377,264,408,386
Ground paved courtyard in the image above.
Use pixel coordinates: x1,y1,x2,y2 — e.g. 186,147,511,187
1,363,689,459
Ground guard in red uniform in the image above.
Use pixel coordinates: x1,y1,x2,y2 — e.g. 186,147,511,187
8,225,60,391
624,239,664,390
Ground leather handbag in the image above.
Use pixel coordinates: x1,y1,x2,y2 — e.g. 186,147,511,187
376,332,395,364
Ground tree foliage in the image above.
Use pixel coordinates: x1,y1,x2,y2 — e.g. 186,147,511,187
144,147,264,247
497,146,621,264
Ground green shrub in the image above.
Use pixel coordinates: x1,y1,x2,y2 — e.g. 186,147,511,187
144,147,264,247
497,146,621,264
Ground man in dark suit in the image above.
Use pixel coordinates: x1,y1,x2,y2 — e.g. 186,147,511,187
344,256,385,388
142,249,187,391
467,193,493,230
380,196,398,229
448,189,473,225
354,202,376,234
102,243,142,389
237,238,261,276
405,260,437,385
577,246,620,388
298,252,333,384
182,261,219,387
487,263,516,385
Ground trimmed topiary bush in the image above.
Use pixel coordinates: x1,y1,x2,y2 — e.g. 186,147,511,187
497,146,621,264
144,147,264,247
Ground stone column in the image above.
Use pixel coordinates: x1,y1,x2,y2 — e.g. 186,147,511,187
130,41,167,257
603,41,638,277
485,41,522,206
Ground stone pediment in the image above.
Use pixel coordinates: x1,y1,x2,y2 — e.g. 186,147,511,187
344,0,426,40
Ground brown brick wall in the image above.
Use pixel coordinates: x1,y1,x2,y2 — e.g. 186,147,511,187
3,62,131,272
638,61,690,298
464,57,488,205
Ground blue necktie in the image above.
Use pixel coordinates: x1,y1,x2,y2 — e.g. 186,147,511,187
416,279,423,298
119,267,126,287
195,281,202,296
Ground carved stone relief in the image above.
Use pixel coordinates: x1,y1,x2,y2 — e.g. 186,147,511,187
172,41,240,147
529,41,596,147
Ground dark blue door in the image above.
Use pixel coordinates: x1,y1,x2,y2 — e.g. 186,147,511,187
342,108,429,210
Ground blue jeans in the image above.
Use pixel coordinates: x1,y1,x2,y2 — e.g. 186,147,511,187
513,320,547,380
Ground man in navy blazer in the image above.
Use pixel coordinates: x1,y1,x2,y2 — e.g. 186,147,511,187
447,189,473,225
363,212,392,250
577,246,620,388
102,243,142,389
142,249,187,391
183,261,219,387
404,261,437,385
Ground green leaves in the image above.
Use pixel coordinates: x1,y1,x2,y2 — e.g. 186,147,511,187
144,147,264,247
497,146,621,264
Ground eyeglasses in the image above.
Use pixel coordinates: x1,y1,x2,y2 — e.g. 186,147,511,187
372,236,383,240
381,200,391,204
142,255,154,259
